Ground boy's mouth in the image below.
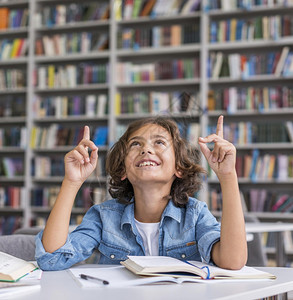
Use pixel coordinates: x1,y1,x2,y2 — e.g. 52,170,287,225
136,160,160,167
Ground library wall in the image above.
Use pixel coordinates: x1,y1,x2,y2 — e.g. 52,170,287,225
0,0,292,264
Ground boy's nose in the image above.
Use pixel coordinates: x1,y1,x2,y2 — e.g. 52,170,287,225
141,149,152,155
141,145,153,155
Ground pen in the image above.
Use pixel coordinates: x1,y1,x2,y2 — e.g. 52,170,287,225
79,274,109,285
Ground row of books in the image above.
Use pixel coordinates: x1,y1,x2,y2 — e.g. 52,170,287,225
206,0,293,10
31,154,106,179
234,151,293,181
0,69,26,89
115,0,201,20
207,122,291,144
0,187,24,209
207,86,293,112
33,156,64,178
35,32,109,56
209,47,293,79
0,38,28,60
115,91,200,115
0,7,28,29
30,125,108,149
210,15,293,43
34,94,108,118
209,189,293,214
0,158,24,177
116,58,199,83
34,2,110,27
0,127,27,147
36,63,108,89
32,154,107,179
118,24,200,49
31,186,106,209
0,96,25,117
0,216,21,235
249,190,293,213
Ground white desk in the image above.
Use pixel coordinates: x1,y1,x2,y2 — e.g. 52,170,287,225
246,222,293,267
13,265,293,300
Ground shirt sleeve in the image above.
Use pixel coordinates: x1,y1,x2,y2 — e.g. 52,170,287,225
35,205,102,271
195,203,221,264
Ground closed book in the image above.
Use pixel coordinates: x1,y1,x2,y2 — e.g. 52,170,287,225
0,8,9,29
212,52,223,79
274,47,290,76
140,0,156,16
85,95,96,117
285,121,293,142
93,127,108,146
271,194,290,212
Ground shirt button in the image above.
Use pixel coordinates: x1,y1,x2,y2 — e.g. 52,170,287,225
181,254,186,259
110,254,115,259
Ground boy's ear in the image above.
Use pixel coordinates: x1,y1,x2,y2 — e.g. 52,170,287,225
175,169,183,178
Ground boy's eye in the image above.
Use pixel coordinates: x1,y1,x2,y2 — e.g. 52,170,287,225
129,141,140,147
156,140,165,145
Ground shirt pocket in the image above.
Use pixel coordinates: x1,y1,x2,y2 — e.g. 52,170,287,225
98,241,131,262
166,241,199,260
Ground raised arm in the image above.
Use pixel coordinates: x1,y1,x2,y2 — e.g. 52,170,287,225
198,116,247,269
42,126,98,253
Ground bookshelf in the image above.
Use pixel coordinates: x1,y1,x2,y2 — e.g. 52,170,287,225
204,0,293,263
0,0,29,235
0,0,293,260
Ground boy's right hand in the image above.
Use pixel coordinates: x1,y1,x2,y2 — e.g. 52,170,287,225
64,126,98,186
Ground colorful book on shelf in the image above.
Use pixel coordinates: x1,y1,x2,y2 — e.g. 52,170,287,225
274,47,290,76
212,52,223,79
121,256,276,280
132,0,144,18
0,8,9,29
92,127,108,146
140,0,156,16
285,121,293,142
282,53,293,77
271,194,290,212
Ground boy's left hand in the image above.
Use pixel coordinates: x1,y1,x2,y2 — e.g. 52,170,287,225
198,115,236,179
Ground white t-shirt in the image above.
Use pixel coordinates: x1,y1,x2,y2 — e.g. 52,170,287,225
134,219,160,256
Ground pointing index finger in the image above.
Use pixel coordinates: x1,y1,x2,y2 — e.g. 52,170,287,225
216,115,224,138
83,125,90,140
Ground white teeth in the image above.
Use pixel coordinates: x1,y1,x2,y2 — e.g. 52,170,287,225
138,161,158,167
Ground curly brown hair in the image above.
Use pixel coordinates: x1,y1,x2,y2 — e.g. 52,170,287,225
106,117,206,207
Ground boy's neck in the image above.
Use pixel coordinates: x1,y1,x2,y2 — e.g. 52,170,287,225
133,187,169,223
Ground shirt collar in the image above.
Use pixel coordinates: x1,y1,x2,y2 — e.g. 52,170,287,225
161,199,181,224
121,198,135,230
121,197,181,229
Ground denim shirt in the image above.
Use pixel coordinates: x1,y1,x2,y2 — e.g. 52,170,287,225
35,197,221,271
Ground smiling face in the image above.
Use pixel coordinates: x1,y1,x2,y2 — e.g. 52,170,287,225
122,123,180,190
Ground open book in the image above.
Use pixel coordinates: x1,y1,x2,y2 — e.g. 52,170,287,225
121,256,276,280
0,251,38,282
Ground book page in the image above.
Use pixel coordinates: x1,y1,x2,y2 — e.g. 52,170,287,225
0,252,28,274
68,266,202,288
187,261,276,279
127,256,191,268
